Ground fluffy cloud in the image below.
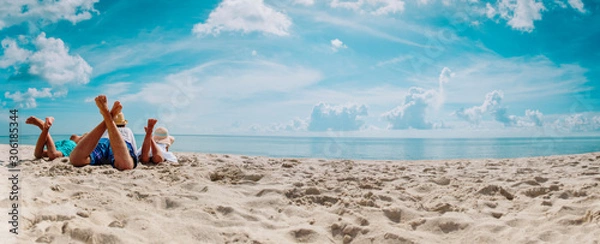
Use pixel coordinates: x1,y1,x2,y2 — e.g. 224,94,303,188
0,33,93,86
192,0,292,36
4,88,66,108
553,114,600,132
455,90,544,127
294,0,315,5
382,67,451,130
331,39,347,52
486,0,545,32
0,38,31,68
308,103,368,131
525,109,544,126
330,0,405,15
382,87,437,129
567,0,586,13
455,90,504,124
486,3,497,18
0,0,99,30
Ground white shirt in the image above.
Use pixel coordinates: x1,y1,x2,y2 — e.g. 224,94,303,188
102,127,138,155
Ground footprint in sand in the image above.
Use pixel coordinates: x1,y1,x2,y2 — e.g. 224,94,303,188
108,220,125,228
477,185,514,200
383,208,402,223
35,235,54,243
289,228,319,242
62,222,121,244
383,233,416,244
522,187,551,198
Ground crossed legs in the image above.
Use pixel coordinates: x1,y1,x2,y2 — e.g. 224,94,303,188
69,95,135,170
26,116,62,160
140,119,164,164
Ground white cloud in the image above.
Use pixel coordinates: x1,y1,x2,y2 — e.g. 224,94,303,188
553,0,567,8
455,90,504,124
330,38,347,52
382,67,451,130
0,38,31,68
294,0,315,5
486,3,497,19
192,0,292,36
0,33,92,86
567,0,586,13
28,33,93,85
525,109,543,126
553,114,600,132
454,90,544,127
0,0,99,30
488,0,545,32
252,50,257,56
308,103,368,131
382,87,438,129
330,0,405,15
437,67,455,104
4,87,66,108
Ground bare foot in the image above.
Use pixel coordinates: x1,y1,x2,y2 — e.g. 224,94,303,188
26,116,44,130
45,117,54,127
146,119,158,134
95,95,110,117
110,101,122,116
43,117,54,130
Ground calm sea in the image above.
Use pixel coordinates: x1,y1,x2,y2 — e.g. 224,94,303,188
4,135,600,160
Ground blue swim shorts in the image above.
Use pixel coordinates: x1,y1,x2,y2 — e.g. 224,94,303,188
55,139,76,157
89,138,138,168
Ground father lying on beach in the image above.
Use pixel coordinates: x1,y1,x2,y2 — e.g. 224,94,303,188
69,95,138,170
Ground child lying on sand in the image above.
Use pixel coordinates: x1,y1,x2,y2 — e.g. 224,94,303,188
138,119,177,164
26,116,86,161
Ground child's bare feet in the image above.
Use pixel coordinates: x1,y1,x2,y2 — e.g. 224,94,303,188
45,117,54,126
145,119,158,134
26,116,44,130
43,117,54,130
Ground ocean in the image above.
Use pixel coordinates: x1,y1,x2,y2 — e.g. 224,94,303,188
5,135,600,160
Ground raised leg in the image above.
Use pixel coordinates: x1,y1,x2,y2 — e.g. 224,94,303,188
27,116,47,159
96,96,134,170
140,119,164,164
43,117,63,160
69,99,122,167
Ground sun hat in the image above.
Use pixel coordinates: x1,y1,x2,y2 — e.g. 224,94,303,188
113,112,128,126
153,127,175,146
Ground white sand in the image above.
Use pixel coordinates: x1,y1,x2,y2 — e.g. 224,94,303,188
1,144,599,243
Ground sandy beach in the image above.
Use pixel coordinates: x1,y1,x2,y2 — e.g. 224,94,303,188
1,144,599,244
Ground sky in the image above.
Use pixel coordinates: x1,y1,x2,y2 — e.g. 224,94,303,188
1,0,599,138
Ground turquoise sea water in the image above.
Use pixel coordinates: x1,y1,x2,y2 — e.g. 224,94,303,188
4,135,600,160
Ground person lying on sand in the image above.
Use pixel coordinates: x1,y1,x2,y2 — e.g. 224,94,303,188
101,109,138,158
69,95,138,170
25,116,86,161
138,119,177,164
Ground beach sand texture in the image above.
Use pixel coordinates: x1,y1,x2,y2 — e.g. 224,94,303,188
1,144,600,244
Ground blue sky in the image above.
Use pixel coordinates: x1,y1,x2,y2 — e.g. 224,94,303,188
1,0,599,138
